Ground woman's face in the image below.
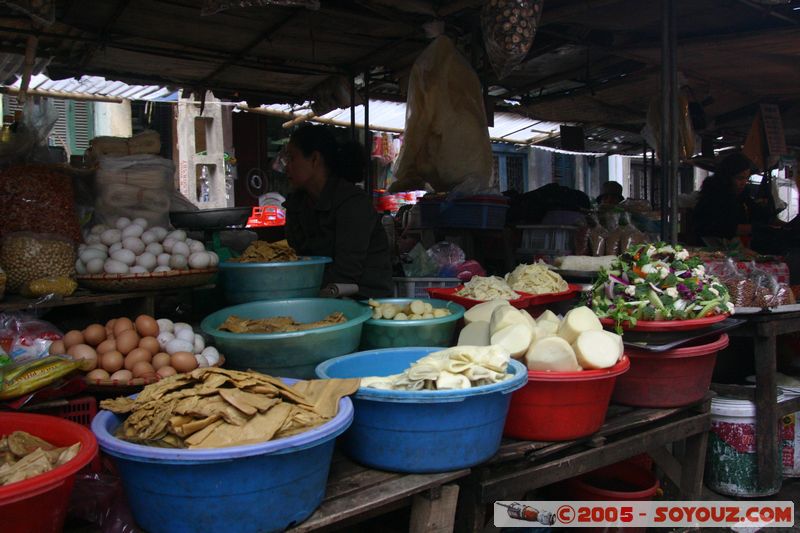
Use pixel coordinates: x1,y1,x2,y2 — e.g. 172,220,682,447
285,142,317,190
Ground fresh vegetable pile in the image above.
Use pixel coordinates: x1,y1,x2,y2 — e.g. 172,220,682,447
588,243,733,331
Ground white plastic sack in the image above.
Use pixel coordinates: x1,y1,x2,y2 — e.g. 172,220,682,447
390,36,493,193
93,155,174,229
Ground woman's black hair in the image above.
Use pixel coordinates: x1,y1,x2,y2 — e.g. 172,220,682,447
289,124,365,183
701,151,754,195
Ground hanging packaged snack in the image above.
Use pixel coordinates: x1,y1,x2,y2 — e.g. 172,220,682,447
481,0,543,79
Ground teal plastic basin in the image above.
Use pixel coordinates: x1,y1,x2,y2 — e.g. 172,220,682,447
201,299,371,378
218,256,332,304
359,298,465,350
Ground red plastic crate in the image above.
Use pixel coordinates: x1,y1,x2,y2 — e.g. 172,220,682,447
34,397,101,473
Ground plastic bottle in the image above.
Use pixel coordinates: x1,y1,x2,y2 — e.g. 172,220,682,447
199,165,210,203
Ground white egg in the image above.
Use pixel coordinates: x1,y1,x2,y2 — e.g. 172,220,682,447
176,328,195,343
136,252,158,271
115,217,132,229
157,319,174,333
194,354,210,368
132,217,148,229
145,242,164,256
193,334,205,353
104,259,129,274
90,224,107,235
157,332,175,350
167,230,187,242
188,251,211,269
111,249,136,266
86,234,101,245
188,240,206,254
169,254,188,270
129,266,148,274
157,253,171,266
109,242,123,254
173,323,193,335
201,346,220,365
150,227,168,241
171,241,190,257
101,229,122,246
162,238,176,253
86,258,105,274
122,237,146,255
80,248,107,263
121,224,144,239
88,243,108,252
165,339,194,355
141,230,158,245
75,259,87,275
153,265,172,273
208,252,219,267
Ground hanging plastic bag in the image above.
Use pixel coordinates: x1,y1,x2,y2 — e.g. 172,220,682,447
481,0,543,79
390,36,493,193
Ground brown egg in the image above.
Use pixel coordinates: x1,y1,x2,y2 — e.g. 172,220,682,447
96,338,117,355
67,344,97,371
151,352,172,370
83,324,107,346
116,330,140,355
49,340,66,355
63,330,85,350
113,317,134,337
131,360,156,378
105,318,116,335
156,366,177,378
124,348,152,370
86,368,110,381
110,369,133,384
171,352,199,373
135,315,159,338
101,351,124,373
139,336,160,354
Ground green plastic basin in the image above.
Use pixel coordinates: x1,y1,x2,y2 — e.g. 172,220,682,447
218,256,332,304
359,298,465,350
201,298,371,378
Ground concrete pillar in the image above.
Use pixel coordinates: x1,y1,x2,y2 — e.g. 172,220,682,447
94,100,132,137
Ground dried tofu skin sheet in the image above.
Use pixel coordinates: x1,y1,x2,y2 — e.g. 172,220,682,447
100,367,358,449
0,432,81,486
218,312,347,334
230,240,299,263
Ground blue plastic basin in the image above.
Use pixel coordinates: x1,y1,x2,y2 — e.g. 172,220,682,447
359,298,465,350
218,256,332,304
315,348,528,473
91,385,353,533
201,299,371,378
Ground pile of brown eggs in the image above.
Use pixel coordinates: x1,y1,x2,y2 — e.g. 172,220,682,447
50,315,205,384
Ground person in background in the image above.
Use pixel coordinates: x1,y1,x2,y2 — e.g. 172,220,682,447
596,181,624,206
283,124,392,298
692,151,760,247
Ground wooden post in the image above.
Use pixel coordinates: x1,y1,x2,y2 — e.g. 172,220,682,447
409,485,460,533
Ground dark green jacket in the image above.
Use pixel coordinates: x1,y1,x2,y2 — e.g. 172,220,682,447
284,177,392,298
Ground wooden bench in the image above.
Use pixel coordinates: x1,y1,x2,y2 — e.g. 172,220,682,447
288,452,469,532
455,395,713,532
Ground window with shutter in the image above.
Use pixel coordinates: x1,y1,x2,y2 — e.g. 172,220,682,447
1,96,93,155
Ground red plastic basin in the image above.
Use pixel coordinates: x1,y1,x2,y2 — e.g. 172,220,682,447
612,334,729,408
560,461,659,501
504,357,630,441
0,412,99,533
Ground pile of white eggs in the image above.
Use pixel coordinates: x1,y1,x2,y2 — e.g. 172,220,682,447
76,217,220,275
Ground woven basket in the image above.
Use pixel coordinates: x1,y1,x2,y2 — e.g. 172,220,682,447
76,268,217,292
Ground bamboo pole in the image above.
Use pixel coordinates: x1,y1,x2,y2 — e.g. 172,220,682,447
0,86,126,103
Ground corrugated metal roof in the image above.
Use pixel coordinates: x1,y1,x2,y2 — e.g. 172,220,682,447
6,74,178,102
258,99,564,144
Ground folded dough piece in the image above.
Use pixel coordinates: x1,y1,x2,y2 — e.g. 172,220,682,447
436,371,471,390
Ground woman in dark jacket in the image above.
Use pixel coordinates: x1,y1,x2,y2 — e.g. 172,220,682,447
693,152,758,245
283,124,392,298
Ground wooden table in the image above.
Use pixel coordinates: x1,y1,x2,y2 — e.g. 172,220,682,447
456,396,713,532
0,288,165,315
288,453,469,532
713,311,800,491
